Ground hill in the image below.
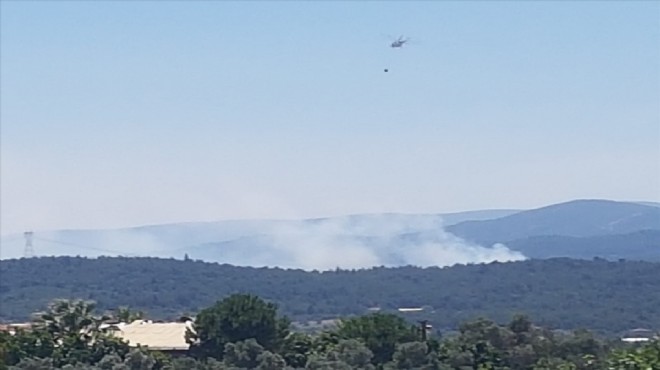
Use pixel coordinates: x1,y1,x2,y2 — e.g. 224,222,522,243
505,230,660,260
636,201,660,208
1,256,659,334
0,212,526,269
446,199,660,245
431,209,521,225
2,200,659,267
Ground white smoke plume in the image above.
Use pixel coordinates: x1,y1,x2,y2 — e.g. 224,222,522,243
258,214,526,270
0,214,526,270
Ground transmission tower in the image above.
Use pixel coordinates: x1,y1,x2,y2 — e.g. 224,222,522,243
23,231,35,258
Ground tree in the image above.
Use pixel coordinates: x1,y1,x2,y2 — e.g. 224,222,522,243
336,313,417,365
166,357,226,370
533,357,578,370
305,353,353,370
310,331,341,356
332,339,374,369
8,357,57,370
281,332,313,368
0,329,56,367
13,299,130,368
555,329,607,369
304,338,375,369
607,340,660,370
114,307,144,323
187,294,290,359
220,339,290,370
34,299,107,344
386,341,430,369
255,351,288,370
222,339,264,369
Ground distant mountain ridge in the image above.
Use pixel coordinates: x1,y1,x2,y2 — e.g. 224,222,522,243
446,199,660,245
0,210,522,265
636,201,660,208
1,199,659,266
505,230,660,261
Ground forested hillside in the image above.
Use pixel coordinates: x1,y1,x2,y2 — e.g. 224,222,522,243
504,230,660,260
1,257,659,335
446,199,660,244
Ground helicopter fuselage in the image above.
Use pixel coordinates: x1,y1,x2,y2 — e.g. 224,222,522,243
390,38,408,48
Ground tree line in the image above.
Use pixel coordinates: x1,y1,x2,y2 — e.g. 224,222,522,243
2,257,660,335
1,295,659,370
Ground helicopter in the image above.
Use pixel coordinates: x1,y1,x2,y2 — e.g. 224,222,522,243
390,35,410,48
384,35,411,72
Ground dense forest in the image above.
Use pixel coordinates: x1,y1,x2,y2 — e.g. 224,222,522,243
504,230,660,261
1,257,660,335
1,295,659,370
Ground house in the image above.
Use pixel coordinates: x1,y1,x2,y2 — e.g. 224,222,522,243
103,319,194,355
397,307,424,313
0,319,194,355
621,328,657,343
0,323,33,335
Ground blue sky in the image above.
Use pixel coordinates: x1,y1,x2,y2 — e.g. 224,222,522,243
1,1,659,234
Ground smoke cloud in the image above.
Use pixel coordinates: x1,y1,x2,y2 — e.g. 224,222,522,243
0,215,526,270
257,214,525,270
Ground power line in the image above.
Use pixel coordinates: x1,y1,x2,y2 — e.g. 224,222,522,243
0,234,25,242
33,237,143,257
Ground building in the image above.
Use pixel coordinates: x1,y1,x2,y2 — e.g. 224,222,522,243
103,319,194,355
0,323,33,334
397,307,424,313
621,328,658,343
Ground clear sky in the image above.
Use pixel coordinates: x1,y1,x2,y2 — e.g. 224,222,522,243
1,1,659,235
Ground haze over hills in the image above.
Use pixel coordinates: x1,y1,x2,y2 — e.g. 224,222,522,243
445,199,660,244
504,230,660,261
636,201,660,208
0,210,525,269
1,199,658,269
